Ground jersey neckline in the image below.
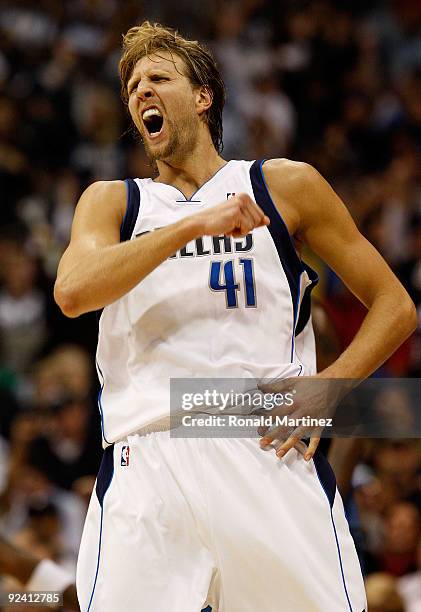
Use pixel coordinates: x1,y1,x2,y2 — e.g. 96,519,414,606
151,159,233,202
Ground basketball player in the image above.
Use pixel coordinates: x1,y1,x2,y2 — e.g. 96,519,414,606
54,22,417,612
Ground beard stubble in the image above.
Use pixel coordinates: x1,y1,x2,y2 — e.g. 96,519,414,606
141,104,200,163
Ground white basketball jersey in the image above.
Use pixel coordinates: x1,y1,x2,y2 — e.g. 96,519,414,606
96,160,318,444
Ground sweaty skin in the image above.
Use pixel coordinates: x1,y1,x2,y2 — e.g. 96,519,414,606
55,51,417,461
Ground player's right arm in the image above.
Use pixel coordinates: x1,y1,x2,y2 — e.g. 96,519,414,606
54,181,269,317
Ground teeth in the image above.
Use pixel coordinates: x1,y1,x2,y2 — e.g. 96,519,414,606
142,108,162,120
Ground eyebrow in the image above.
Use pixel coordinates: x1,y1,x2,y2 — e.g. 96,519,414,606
127,67,174,91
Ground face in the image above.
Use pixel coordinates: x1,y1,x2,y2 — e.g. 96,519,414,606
127,52,209,162
385,503,420,554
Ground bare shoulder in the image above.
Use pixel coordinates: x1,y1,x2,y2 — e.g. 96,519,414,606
83,179,126,197
79,180,126,215
68,180,127,244
260,158,321,235
261,158,320,198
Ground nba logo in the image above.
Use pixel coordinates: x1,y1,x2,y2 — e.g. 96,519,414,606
227,192,236,199
121,445,130,466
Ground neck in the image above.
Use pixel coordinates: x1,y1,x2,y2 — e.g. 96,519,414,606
155,138,226,200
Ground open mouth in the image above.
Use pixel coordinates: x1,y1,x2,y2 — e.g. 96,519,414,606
142,107,164,137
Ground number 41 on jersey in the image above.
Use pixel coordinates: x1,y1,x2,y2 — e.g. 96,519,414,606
209,258,256,308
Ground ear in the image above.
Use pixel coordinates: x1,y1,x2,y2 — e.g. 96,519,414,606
195,86,212,116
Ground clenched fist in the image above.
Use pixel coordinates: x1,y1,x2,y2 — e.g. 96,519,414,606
194,193,270,238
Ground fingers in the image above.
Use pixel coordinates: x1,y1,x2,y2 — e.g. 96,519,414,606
203,193,269,238
304,437,320,461
258,377,297,394
259,425,292,448
275,435,301,458
244,196,269,228
257,425,269,437
238,205,256,236
227,194,270,237
259,430,321,462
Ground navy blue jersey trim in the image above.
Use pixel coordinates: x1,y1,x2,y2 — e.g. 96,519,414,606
87,504,104,612
250,159,303,291
120,179,140,242
95,445,114,507
250,159,302,310
250,160,303,359
295,263,319,336
315,460,353,610
88,453,113,611
313,450,354,611
250,160,319,346
95,359,111,446
313,447,336,509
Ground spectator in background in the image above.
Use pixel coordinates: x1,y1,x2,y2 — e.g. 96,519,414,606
373,440,421,505
0,533,78,611
353,463,396,559
31,344,95,403
27,395,101,491
0,342,100,577
0,245,46,374
240,72,296,159
398,536,421,612
365,572,406,612
13,502,63,562
0,97,28,223
364,501,421,577
24,344,101,491
70,83,124,180
27,343,98,412
0,415,86,569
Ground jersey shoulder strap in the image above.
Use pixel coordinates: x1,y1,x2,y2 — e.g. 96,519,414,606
120,178,141,242
249,159,318,337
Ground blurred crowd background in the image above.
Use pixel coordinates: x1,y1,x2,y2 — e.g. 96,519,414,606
0,0,420,610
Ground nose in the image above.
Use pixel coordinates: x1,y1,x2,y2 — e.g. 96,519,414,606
136,84,154,101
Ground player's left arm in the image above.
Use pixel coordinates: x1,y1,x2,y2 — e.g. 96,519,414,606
260,159,417,460
265,159,417,379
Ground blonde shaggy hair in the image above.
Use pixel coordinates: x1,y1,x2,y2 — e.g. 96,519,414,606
119,21,226,153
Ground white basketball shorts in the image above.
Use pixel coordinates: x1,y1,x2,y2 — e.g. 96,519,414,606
76,433,367,611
